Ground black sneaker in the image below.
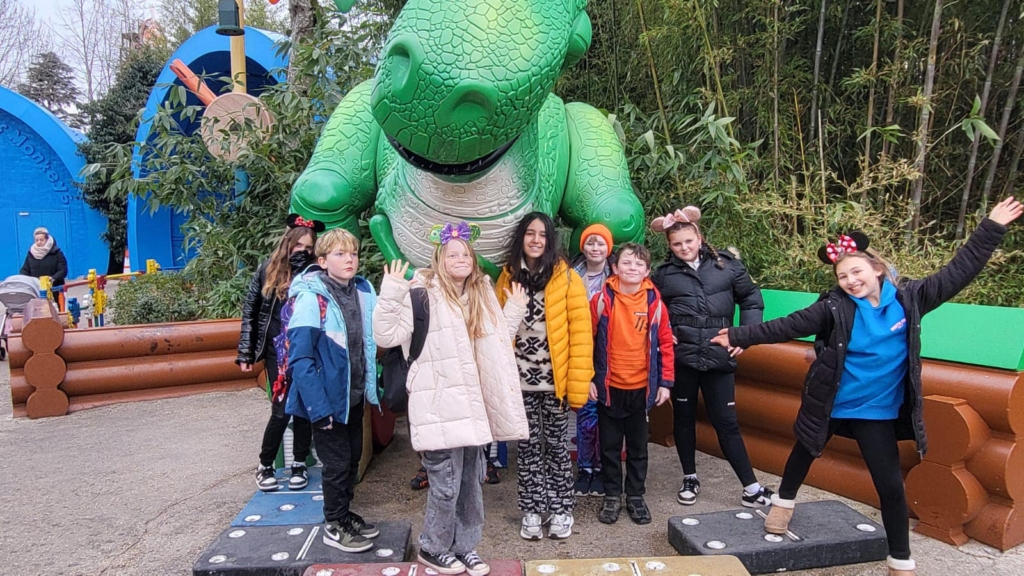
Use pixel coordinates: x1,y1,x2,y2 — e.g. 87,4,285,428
742,486,774,508
456,551,491,576
677,476,700,505
323,520,372,553
588,472,605,496
410,466,429,490
598,496,621,524
417,549,466,575
485,462,500,484
288,463,308,490
348,512,380,539
572,469,593,496
256,465,279,492
626,496,652,525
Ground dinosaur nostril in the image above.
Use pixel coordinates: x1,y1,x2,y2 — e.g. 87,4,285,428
437,80,499,128
382,34,423,104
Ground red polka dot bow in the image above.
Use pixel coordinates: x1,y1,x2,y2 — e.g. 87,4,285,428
824,235,858,263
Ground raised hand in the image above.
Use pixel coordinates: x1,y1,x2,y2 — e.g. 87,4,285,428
710,328,731,349
503,281,528,307
383,260,410,280
989,196,1023,226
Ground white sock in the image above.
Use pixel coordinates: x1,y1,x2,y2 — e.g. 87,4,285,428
684,474,698,480
744,482,762,495
292,461,305,468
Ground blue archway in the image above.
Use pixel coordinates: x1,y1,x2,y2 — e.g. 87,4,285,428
128,26,287,270
0,86,108,280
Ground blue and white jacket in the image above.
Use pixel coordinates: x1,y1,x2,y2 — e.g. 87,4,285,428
285,269,379,425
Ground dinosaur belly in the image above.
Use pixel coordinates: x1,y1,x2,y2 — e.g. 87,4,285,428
383,158,537,268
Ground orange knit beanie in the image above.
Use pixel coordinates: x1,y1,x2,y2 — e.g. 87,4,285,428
579,223,614,256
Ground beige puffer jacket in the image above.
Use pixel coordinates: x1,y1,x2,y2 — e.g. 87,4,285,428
372,273,529,452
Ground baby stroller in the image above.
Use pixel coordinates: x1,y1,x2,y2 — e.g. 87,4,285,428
0,275,41,361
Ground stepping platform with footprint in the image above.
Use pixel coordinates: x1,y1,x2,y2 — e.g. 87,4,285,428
524,556,749,575
303,560,523,576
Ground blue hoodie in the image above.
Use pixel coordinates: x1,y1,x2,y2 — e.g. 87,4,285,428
832,280,908,420
285,269,379,425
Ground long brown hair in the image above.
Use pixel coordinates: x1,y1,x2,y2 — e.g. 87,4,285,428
419,239,499,339
263,227,316,299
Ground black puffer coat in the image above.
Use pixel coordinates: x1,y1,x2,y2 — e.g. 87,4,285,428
651,246,764,372
20,245,68,286
237,260,277,365
728,218,1008,458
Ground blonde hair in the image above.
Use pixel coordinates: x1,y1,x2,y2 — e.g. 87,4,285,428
833,250,898,285
420,239,498,339
315,228,360,259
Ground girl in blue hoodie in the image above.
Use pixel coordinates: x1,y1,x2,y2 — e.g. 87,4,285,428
711,197,1022,576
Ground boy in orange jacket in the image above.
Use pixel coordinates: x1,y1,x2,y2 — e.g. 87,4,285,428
590,243,674,524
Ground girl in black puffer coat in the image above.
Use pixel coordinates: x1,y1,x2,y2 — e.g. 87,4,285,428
711,197,1022,576
237,214,322,493
649,207,770,510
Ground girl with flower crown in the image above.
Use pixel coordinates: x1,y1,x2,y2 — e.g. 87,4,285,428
649,206,772,510
373,221,530,576
711,198,1023,576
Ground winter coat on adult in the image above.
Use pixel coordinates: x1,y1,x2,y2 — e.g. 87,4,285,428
373,272,530,452
726,218,1009,458
285,270,379,426
495,261,594,408
20,244,68,287
651,246,764,372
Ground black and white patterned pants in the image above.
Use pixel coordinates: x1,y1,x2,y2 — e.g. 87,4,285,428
517,391,575,514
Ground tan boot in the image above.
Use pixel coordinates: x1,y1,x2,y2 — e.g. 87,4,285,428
887,556,915,575
764,494,795,534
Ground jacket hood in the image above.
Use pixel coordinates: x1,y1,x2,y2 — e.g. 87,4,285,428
606,275,655,295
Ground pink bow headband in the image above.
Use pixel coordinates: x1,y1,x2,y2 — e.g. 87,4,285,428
650,206,702,233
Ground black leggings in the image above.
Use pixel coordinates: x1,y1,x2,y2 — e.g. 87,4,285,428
672,364,757,487
258,349,312,466
779,418,910,561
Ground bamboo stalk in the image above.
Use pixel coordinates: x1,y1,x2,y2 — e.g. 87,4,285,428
827,0,851,90
980,48,1024,213
819,109,828,237
773,0,781,185
691,0,732,127
881,0,904,162
956,0,1011,238
1002,126,1024,199
808,0,828,145
635,0,683,192
909,0,944,237
862,0,885,183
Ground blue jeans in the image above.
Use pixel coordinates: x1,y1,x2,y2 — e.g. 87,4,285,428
419,446,485,555
575,400,601,470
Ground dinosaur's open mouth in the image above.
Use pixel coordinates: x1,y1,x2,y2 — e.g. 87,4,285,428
385,134,517,177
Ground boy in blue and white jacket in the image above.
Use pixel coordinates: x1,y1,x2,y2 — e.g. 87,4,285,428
286,228,380,554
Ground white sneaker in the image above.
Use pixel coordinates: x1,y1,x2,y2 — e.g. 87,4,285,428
520,513,543,540
548,513,574,539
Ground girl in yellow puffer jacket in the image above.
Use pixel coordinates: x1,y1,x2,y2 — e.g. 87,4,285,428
496,212,594,541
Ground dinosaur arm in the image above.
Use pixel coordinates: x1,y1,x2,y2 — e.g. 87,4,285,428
289,80,379,236
560,102,645,253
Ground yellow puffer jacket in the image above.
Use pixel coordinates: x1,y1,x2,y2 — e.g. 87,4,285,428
496,260,594,408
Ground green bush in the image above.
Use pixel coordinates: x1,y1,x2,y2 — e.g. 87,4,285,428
108,273,202,326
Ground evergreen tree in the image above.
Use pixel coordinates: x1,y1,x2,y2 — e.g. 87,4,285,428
78,45,168,273
17,52,81,124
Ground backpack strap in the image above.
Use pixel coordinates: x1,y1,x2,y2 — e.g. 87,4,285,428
407,287,430,363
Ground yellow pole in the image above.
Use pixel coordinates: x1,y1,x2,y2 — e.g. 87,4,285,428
230,0,246,93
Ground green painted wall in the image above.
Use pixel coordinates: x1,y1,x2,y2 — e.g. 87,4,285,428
755,290,1024,371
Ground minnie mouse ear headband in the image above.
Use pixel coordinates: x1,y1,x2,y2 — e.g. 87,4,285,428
429,221,481,245
817,231,870,265
286,213,326,233
650,206,702,233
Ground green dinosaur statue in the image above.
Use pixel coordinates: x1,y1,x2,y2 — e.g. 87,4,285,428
291,0,644,277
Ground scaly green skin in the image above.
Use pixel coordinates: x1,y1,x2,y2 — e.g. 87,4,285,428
292,0,644,276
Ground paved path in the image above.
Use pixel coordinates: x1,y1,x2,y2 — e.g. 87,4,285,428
0,362,1020,575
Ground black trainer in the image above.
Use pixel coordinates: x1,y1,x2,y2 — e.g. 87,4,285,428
598,496,621,524
323,520,372,553
417,549,465,575
256,465,279,492
288,463,308,490
456,551,491,576
348,512,380,539
626,496,652,525
742,486,774,508
485,462,500,484
677,476,700,505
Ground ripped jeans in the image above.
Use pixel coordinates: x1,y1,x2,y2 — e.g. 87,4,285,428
419,446,486,555
672,364,758,487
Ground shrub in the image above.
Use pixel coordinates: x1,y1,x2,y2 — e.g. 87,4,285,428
107,273,202,326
